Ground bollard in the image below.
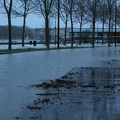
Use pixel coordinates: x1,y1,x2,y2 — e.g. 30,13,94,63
30,41,32,45
33,41,36,46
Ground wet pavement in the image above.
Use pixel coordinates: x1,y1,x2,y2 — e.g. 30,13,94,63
12,67,120,120
0,46,120,120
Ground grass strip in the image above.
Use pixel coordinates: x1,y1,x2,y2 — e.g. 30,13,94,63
0,46,93,54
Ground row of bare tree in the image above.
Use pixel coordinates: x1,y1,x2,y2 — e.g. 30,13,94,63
0,0,120,49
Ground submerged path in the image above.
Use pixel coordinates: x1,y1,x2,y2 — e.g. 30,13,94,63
13,67,120,120
0,46,120,120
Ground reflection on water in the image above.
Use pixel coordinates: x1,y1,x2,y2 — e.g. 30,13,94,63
16,67,120,120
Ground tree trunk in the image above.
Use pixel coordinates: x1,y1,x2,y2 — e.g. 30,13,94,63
79,16,83,45
64,19,68,45
102,20,105,44
8,14,12,50
92,17,95,48
22,15,26,47
57,0,60,48
45,16,49,49
108,18,111,47
70,12,73,48
79,23,82,45
115,0,117,46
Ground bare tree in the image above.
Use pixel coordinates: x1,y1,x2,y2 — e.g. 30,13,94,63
114,0,120,46
33,0,55,49
60,0,70,45
0,0,13,50
74,0,86,45
12,0,34,47
106,0,115,47
117,3,120,43
86,0,100,47
98,0,107,44
116,1,120,26
68,0,76,48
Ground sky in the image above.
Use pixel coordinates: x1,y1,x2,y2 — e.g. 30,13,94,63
0,14,47,28
0,13,91,29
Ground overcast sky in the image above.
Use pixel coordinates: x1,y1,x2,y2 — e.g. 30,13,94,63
0,13,92,29
0,14,46,28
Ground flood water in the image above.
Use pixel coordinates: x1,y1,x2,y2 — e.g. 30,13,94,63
0,46,120,120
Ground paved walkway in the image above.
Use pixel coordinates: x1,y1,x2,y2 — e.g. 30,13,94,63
0,46,119,120
12,66,120,120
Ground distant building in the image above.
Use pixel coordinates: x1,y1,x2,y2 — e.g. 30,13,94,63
33,27,70,42
33,27,120,44
69,28,120,43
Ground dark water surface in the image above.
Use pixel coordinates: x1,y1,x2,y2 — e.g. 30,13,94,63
0,47,120,120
